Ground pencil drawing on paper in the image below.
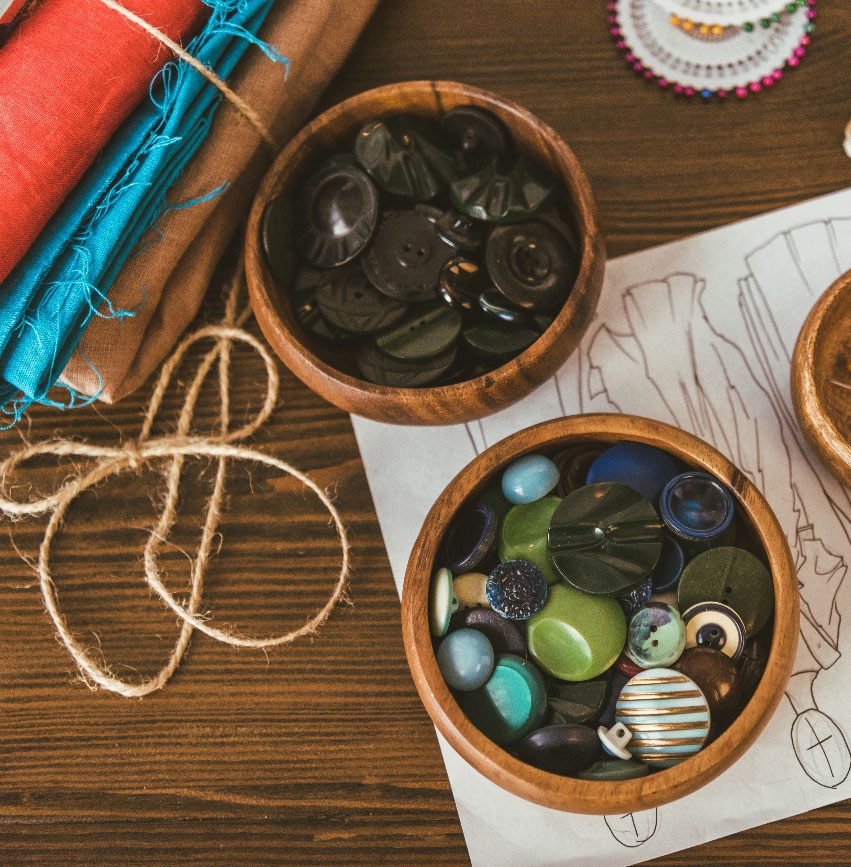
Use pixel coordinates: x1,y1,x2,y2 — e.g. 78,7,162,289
462,218,851,846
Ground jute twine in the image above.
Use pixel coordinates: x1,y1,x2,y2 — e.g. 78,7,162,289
0,270,351,697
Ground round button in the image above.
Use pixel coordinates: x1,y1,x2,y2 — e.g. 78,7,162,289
547,671,612,725
486,220,574,311
501,454,560,505
440,105,511,160
363,210,456,302
462,321,539,359
439,257,485,313
682,601,746,660
354,114,458,201
675,647,743,727
615,668,711,768
553,445,605,496
576,759,650,781
677,546,773,638
448,607,527,657
452,572,490,610
547,482,664,596
618,576,653,616
526,582,626,681
434,209,486,252
498,497,562,585
478,288,541,329
486,560,548,621
437,628,495,691
586,442,680,507
291,266,350,342
443,504,498,573
261,196,296,285
652,535,687,592
737,631,770,703
459,653,547,744
626,602,686,668
614,650,644,678
375,303,462,362
429,567,458,637
295,163,379,268
661,472,736,544
515,724,600,776
355,340,456,388
314,266,408,335
451,156,554,223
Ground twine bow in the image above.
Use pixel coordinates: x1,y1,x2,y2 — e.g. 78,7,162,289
0,271,350,697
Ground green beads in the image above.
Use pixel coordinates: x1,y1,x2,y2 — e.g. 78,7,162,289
526,583,626,681
460,653,547,744
498,496,561,584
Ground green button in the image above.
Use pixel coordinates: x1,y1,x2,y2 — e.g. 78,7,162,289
677,546,773,638
547,671,611,725
526,583,626,681
459,653,547,744
376,303,462,361
499,497,562,585
576,759,650,781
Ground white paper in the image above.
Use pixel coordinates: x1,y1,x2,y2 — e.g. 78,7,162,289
352,187,851,866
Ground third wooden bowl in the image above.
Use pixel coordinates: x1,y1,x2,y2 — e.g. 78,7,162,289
402,414,799,813
245,80,605,425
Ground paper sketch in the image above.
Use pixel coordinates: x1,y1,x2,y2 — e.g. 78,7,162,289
352,187,851,866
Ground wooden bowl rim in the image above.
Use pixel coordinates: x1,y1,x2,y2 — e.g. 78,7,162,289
245,79,604,423
791,269,851,486
401,414,799,814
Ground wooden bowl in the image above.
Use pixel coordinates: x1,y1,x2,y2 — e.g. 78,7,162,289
791,270,851,486
402,414,799,814
245,80,605,425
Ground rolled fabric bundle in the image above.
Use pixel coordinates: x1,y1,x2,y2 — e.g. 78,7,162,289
60,0,379,404
0,0,285,424
0,0,208,282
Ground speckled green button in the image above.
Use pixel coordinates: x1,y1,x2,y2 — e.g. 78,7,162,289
626,602,686,668
526,583,626,681
677,546,773,638
459,653,547,744
498,497,561,585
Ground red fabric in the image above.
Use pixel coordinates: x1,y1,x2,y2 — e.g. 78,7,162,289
0,0,207,283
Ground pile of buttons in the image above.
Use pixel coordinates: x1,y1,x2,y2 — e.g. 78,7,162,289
262,106,580,388
429,440,775,780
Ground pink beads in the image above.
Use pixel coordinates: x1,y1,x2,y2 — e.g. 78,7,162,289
672,84,684,95
716,89,728,99
615,39,626,49
761,75,774,87
749,81,762,93
625,52,636,63
683,86,695,97
632,61,644,73
735,86,748,98
657,78,669,89
794,46,806,58
772,68,784,81
788,56,800,67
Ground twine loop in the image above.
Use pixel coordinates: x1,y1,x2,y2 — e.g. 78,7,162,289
0,270,351,698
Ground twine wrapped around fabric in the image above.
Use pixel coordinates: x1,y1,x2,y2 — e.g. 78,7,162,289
0,267,351,698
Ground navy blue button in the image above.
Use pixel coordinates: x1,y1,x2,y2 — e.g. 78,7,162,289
618,576,653,616
652,535,687,592
661,472,735,544
443,504,498,573
586,442,680,506
486,560,548,620
515,724,600,775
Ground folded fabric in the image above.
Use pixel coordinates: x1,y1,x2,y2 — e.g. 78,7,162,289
60,0,380,404
0,0,207,283
0,0,284,424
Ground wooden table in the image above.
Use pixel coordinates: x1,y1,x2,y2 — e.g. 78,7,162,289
1,2,850,863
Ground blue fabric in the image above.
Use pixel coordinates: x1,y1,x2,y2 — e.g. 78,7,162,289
0,0,284,424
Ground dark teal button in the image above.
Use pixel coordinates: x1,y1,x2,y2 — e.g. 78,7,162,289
547,671,611,725
375,303,462,361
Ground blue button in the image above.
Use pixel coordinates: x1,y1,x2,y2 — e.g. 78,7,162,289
501,454,560,505
660,472,735,543
437,628,495,691
652,535,687,592
586,442,680,506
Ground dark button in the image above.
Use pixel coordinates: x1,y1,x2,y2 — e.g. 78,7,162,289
677,546,773,638
354,114,458,201
261,196,296,285
440,105,511,160
576,759,650,781
486,220,574,311
291,267,349,341
478,288,544,330
434,209,486,252
355,340,456,388
737,631,770,703
375,303,462,361
547,482,664,595
598,670,630,729
618,576,653,616
614,650,644,678
515,724,600,776
294,163,378,268
675,647,743,728
314,265,408,334
652,535,687,592
451,156,554,223
475,482,515,524
443,504,498,573
552,445,605,496
547,671,612,725
661,471,736,544
363,210,456,302
486,560,548,621
462,321,539,360
448,607,527,657
439,257,485,313
586,442,681,507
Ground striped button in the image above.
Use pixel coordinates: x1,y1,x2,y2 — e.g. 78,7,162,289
615,668,711,768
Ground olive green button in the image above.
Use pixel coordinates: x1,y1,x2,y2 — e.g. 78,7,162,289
376,303,462,361
526,583,626,681
547,482,664,596
576,759,650,781
677,546,774,638
459,653,547,744
498,497,561,585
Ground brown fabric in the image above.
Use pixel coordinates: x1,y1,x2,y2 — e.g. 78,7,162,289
61,0,378,402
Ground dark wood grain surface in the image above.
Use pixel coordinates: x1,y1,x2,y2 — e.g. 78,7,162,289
1,1,850,864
